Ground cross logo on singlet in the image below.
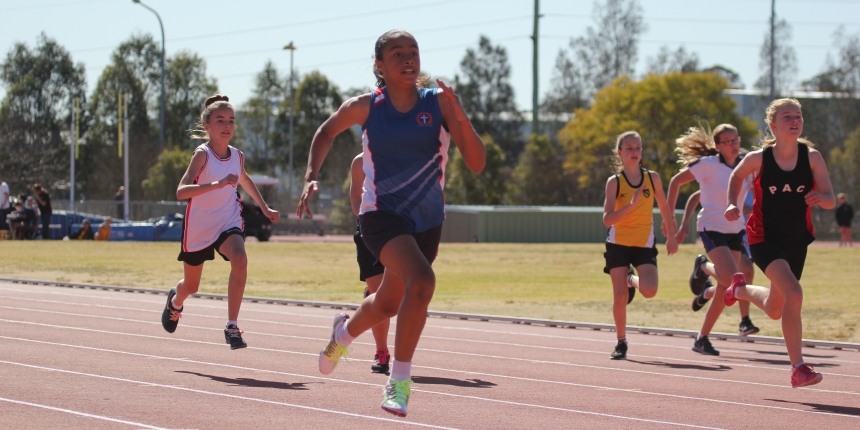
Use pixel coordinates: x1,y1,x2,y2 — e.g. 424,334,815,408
416,112,433,126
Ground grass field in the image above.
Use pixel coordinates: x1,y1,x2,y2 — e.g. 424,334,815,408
2,240,858,342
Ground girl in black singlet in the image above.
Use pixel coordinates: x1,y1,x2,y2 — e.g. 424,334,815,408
724,98,836,388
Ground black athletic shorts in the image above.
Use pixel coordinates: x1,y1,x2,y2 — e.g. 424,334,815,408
699,230,746,253
603,242,658,274
177,227,244,266
359,211,442,266
748,241,808,280
355,220,385,282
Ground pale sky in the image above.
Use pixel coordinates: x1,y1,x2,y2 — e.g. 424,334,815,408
1,0,859,112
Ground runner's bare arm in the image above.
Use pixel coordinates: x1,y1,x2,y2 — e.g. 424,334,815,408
238,151,280,222
436,79,485,173
806,149,836,210
350,153,365,217
651,172,678,255
726,151,762,221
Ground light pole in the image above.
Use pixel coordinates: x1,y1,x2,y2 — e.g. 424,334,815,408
132,0,165,147
283,42,296,205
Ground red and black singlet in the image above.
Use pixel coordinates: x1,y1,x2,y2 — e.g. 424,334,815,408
747,144,815,247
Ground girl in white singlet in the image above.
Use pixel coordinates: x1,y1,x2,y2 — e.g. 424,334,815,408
160,94,280,350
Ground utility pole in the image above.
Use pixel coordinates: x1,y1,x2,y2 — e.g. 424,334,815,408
531,0,541,135
133,0,165,147
123,95,130,221
284,42,297,206
770,0,776,100
69,101,76,213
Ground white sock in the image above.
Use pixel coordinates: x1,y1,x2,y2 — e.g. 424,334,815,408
226,320,237,328
697,333,704,341
390,359,412,382
335,320,356,346
170,297,182,311
794,361,806,368
627,274,637,289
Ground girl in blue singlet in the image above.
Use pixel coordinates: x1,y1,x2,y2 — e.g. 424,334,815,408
296,29,486,417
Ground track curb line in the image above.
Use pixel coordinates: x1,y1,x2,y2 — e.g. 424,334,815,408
3,276,858,352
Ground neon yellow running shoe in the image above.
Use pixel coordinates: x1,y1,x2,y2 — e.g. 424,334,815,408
381,378,412,417
318,313,350,375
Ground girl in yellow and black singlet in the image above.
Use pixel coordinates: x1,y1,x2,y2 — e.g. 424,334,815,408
602,131,679,360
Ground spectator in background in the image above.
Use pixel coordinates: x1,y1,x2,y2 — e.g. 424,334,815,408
23,196,39,239
836,193,854,247
95,217,112,241
70,219,95,240
8,201,28,239
0,180,10,232
114,186,125,220
33,184,52,240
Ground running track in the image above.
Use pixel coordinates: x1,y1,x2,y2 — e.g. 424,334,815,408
1,280,858,429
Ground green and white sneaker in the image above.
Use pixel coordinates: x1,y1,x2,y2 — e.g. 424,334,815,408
381,378,412,417
318,313,350,375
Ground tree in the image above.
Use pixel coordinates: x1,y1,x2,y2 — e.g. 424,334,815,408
455,36,522,164
141,146,192,200
445,134,507,205
701,65,744,89
646,46,700,75
0,33,87,196
238,61,286,176
542,49,589,116
76,34,161,200
559,72,758,205
293,70,358,191
510,134,564,205
829,126,860,207
755,18,798,96
164,50,218,150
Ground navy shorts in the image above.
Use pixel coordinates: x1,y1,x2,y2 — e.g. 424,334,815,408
355,221,385,282
603,242,658,274
359,211,442,266
699,230,746,254
749,241,808,280
177,227,244,266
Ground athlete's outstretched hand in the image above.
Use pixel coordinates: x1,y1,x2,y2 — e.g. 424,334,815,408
436,79,468,123
724,204,741,222
805,190,823,207
666,238,678,255
296,180,319,219
262,206,280,223
675,222,689,244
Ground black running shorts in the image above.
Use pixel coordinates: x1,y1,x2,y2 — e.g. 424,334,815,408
748,241,808,280
177,227,244,266
603,242,658,274
699,230,746,253
359,211,442,266
355,220,385,282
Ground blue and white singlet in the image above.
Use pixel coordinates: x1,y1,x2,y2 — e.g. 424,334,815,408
359,87,451,233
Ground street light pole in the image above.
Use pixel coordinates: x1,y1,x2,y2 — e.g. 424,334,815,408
283,42,296,206
133,0,165,147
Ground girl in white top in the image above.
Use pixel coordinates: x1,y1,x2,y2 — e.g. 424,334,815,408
161,94,279,350
667,124,752,356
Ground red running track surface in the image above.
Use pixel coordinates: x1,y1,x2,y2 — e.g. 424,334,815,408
0,280,858,429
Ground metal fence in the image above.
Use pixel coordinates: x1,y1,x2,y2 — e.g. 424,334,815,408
53,200,187,221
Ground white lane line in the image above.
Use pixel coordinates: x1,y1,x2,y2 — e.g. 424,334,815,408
3,303,858,382
0,360,458,430
4,288,858,366
0,396,169,429
3,335,857,424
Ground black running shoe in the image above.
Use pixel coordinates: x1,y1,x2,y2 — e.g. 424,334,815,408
224,324,247,350
161,288,183,333
371,349,390,374
627,266,636,305
692,336,720,356
739,317,760,336
689,255,709,295
610,341,628,360
691,279,712,312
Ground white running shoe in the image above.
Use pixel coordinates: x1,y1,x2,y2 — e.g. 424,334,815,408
318,313,350,375
381,378,412,417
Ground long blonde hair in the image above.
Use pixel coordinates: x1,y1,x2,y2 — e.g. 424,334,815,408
612,131,642,172
761,98,814,148
189,94,233,140
675,122,739,167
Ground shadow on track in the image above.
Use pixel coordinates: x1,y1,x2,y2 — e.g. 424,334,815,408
766,399,860,417
412,376,497,388
626,359,731,372
176,371,312,390
723,357,840,368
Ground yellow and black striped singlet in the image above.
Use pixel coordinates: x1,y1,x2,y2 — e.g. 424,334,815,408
608,168,655,248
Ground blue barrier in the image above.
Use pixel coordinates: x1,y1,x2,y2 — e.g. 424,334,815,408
54,211,184,242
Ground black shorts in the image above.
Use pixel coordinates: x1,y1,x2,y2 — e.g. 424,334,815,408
699,230,746,253
177,227,244,266
603,242,658,274
355,221,385,282
359,211,442,266
748,241,807,280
